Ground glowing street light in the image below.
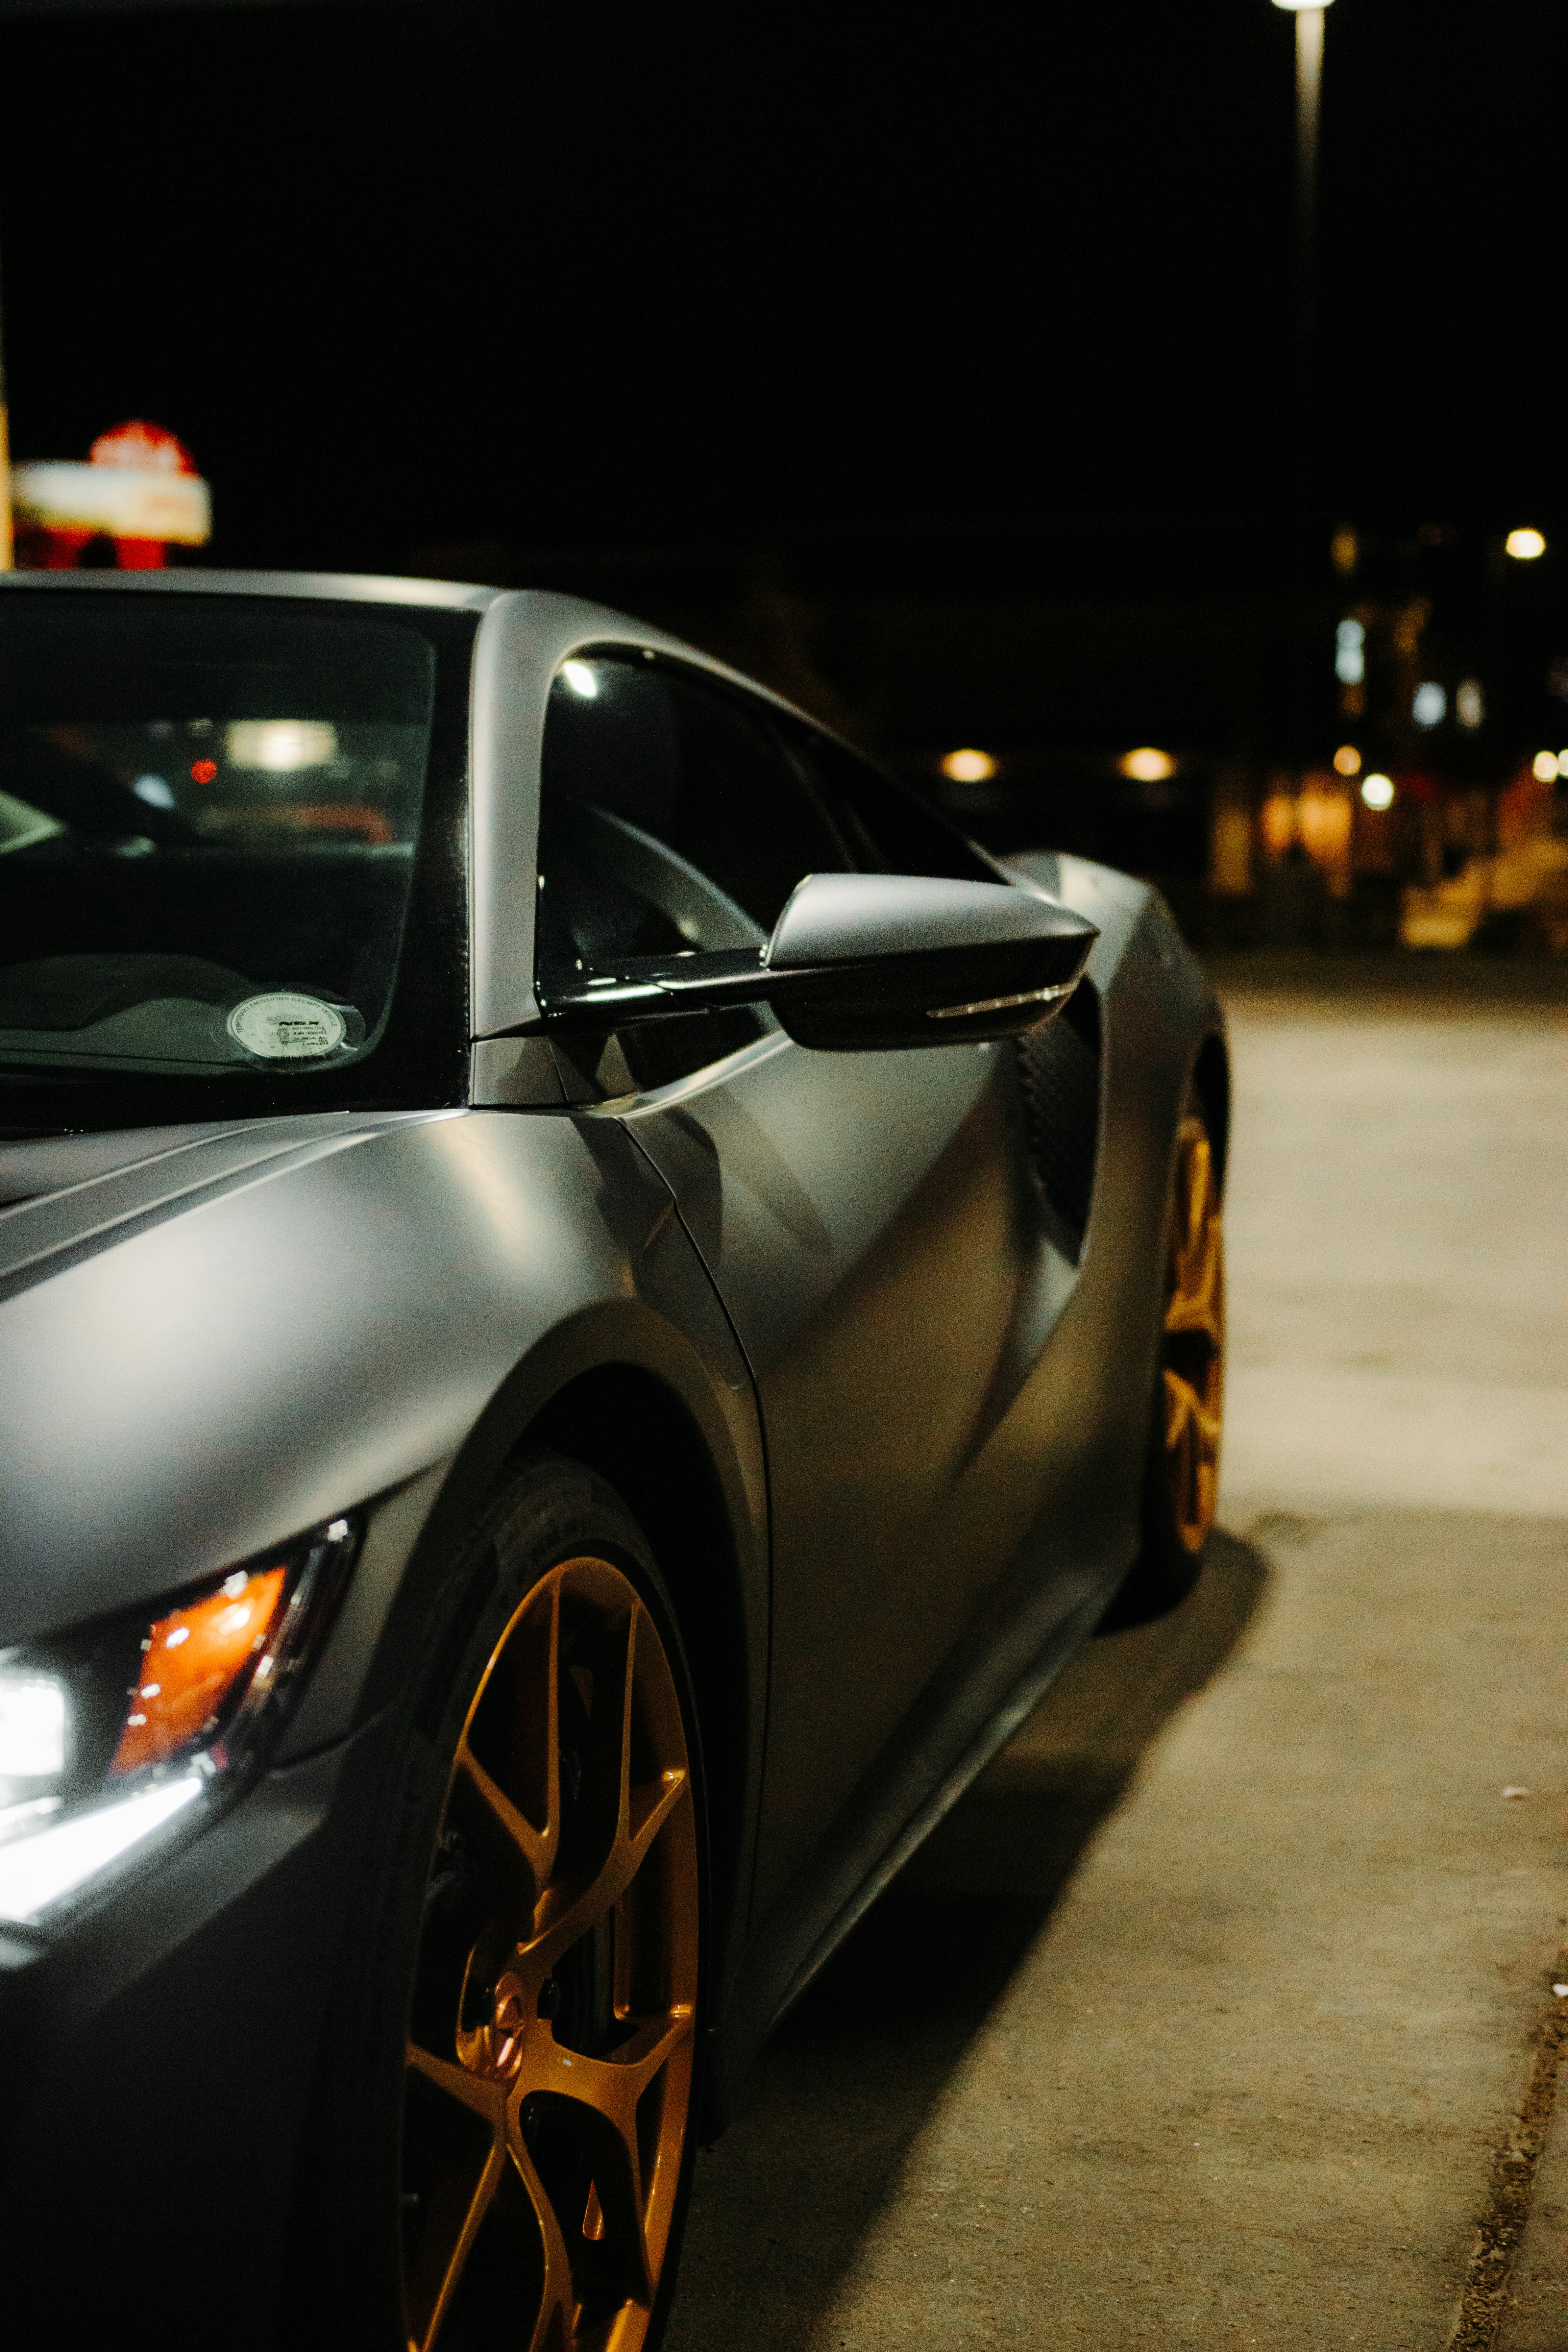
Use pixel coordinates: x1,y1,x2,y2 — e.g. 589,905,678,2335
1505,528,1546,561
1332,744,1362,776
1270,0,1337,274
940,749,997,784
1360,773,1395,811
1118,748,1176,782
1532,751,1558,784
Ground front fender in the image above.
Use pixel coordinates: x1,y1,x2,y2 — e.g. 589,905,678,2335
0,1110,763,1651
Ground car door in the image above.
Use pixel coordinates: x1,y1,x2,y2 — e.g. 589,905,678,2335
534,650,1078,1922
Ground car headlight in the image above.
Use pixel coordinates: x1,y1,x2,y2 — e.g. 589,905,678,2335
0,1515,359,1930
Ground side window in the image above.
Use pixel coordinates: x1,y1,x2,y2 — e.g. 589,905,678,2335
785,727,1002,888
536,652,852,1086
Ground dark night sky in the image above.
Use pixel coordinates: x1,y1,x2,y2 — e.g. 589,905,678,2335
0,0,1561,570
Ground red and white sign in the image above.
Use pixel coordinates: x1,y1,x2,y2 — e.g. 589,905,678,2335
12,420,212,568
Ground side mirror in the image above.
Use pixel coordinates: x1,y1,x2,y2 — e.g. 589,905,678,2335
539,873,1097,1052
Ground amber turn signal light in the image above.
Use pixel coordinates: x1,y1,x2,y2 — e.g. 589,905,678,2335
111,1566,289,1776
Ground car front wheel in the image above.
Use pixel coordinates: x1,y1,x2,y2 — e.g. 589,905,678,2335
311,1457,704,2352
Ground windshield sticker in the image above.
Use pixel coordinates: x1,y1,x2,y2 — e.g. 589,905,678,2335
226,992,351,1061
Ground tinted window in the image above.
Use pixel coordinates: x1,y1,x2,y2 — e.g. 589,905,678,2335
538,655,864,1088
538,654,851,975
784,728,1001,886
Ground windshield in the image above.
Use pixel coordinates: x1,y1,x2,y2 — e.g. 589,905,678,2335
0,593,474,1127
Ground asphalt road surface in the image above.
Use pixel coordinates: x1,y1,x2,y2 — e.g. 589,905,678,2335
666,958,1568,2352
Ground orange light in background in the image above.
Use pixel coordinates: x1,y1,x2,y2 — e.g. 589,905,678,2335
1118,747,1175,783
1209,805,1253,895
940,748,997,784
1260,793,1298,856
1332,744,1362,776
111,1566,288,1776
1298,779,1354,895
190,759,218,785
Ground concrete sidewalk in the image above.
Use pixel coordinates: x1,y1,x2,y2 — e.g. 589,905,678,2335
666,968,1568,2351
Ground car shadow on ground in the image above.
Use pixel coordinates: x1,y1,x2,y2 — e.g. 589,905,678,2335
665,1527,1271,2350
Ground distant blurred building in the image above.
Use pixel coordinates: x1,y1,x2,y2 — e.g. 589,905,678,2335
408,510,1566,953
1401,755,1568,954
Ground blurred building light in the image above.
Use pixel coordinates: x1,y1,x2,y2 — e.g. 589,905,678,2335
1558,751,1568,779
1455,679,1485,730
132,774,176,808
940,748,997,784
1209,803,1253,895
1330,525,1358,577
1505,527,1546,561
1531,751,1558,783
1118,747,1175,783
1361,773,1395,811
1332,744,1362,776
225,720,338,772
1393,598,1430,658
1412,682,1446,729
560,660,600,699
1260,793,1297,855
1298,781,1354,890
1335,618,1365,684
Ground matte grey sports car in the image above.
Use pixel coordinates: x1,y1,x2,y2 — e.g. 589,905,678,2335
0,572,1227,2352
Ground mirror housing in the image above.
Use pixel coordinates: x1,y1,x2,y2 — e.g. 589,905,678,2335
759,873,1097,1048
537,872,1098,1052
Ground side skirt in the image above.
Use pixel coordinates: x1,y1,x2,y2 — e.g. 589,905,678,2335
705,1571,1116,2127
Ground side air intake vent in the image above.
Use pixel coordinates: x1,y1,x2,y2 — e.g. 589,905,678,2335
1013,978,1102,1263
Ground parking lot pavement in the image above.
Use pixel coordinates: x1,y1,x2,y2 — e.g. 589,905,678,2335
666,963,1568,2352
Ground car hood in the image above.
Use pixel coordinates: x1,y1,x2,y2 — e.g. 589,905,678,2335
0,1114,453,1299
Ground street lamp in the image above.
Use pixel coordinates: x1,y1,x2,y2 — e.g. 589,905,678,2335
1271,0,1337,799
1272,0,1336,346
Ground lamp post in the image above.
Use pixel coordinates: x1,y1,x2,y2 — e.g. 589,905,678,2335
1274,1,1333,363
1271,0,1337,800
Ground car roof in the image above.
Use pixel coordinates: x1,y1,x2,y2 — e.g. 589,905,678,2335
0,567,854,741
0,568,505,612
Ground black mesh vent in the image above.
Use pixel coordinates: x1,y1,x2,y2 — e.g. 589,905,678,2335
1013,979,1102,1261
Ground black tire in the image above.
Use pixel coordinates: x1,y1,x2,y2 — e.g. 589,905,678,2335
1096,1096,1225,1635
299,1452,707,2352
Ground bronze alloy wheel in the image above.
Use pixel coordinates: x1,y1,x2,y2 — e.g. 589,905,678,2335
399,1553,699,2352
1158,1112,1225,1555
